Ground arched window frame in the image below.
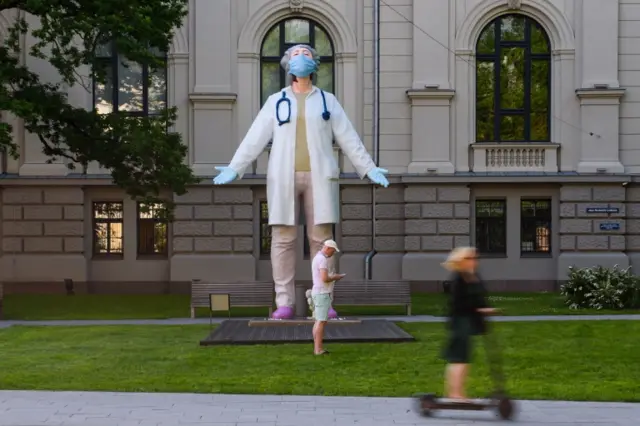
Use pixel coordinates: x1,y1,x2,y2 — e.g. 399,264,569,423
475,14,552,143
259,18,335,106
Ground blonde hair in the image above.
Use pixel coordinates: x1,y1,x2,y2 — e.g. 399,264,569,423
441,246,477,272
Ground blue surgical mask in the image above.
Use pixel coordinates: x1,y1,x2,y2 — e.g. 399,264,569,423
288,54,317,77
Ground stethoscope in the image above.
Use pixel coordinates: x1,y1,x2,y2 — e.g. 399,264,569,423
276,89,331,126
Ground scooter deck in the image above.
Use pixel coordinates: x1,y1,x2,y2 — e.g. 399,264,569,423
416,394,493,411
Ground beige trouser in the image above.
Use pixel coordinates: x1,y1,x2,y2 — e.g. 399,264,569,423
272,172,333,308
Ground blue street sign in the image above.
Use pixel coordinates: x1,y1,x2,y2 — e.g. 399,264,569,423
599,222,620,231
586,207,619,214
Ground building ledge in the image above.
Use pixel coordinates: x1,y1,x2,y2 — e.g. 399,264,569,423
406,89,455,99
575,88,625,99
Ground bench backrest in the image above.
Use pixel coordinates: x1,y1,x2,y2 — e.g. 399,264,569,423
191,281,274,308
333,281,411,305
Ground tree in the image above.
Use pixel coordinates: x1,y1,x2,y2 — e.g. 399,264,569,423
0,0,198,216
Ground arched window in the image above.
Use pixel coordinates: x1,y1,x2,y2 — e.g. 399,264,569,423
260,18,335,105
476,14,551,142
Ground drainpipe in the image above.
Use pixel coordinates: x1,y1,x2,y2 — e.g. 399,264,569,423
364,0,381,281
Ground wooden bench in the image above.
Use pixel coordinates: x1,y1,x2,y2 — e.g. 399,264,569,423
190,280,274,318
332,280,412,315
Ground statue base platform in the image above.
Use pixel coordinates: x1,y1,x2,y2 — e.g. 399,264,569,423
248,317,361,326
199,318,415,346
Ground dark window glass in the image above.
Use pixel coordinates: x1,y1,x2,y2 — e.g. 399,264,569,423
92,202,124,255
260,201,271,256
475,200,506,254
476,14,551,142
260,18,335,105
520,199,552,255
137,203,168,256
93,43,167,116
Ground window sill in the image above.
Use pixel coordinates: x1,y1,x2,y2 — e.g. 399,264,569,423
477,253,507,259
92,254,124,260
136,254,169,260
520,252,552,258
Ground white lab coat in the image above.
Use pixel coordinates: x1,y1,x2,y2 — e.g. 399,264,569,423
228,86,376,226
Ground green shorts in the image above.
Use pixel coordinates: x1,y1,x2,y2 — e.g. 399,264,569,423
312,293,332,321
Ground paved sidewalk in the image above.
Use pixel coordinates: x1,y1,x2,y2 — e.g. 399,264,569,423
0,390,637,425
1,314,640,328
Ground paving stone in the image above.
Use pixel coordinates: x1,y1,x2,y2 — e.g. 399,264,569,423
0,391,637,426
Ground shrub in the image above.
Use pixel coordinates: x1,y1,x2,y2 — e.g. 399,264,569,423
561,265,640,310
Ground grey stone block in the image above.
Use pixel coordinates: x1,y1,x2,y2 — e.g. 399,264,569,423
374,236,404,251
213,187,252,204
404,236,420,251
559,203,575,217
194,237,233,252
173,205,193,220
421,203,453,218
194,205,232,220
593,185,625,201
174,188,212,204
421,235,453,251
173,221,212,236
627,186,640,201
404,185,436,202
375,220,404,235
172,237,193,252
576,235,609,250
405,219,436,235
560,185,591,201
610,235,626,251
340,236,372,252
213,221,253,236
341,220,372,236
438,219,470,234
627,203,640,218
375,204,404,219
627,219,640,234
233,205,253,220
375,186,404,203
341,186,372,204
454,203,470,218
2,206,22,220
560,219,592,234
626,234,640,251
341,204,372,220
233,237,254,252
404,204,421,219
560,235,575,250
437,186,470,202
454,235,471,247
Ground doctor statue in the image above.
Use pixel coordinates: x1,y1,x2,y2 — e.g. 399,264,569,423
213,44,389,320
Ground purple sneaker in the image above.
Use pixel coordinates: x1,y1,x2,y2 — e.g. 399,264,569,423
328,307,338,319
271,306,295,320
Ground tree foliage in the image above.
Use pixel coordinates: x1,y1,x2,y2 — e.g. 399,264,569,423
0,0,197,214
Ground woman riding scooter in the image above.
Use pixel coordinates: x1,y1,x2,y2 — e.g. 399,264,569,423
441,246,498,401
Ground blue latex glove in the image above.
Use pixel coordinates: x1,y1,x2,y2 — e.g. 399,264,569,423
366,167,389,188
213,166,238,185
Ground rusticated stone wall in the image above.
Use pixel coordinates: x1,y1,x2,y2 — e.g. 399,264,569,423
340,186,373,252
559,185,626,252
404,185,471,252
2,187,84,255
172,187,254,254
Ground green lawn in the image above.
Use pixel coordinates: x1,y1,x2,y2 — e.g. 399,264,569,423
3,292,639,320
0,321,636,402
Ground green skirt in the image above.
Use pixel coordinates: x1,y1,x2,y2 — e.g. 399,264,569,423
442,317,476,363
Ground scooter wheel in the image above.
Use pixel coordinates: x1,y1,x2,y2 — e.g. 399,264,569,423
417,393,436,417
497,397,514,420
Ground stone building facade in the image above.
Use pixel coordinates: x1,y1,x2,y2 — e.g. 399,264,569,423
2,0,640,293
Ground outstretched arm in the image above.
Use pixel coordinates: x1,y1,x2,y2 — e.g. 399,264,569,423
228,100,274,178
330,97,376,179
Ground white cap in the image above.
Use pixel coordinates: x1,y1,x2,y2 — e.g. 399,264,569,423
323,239,340,252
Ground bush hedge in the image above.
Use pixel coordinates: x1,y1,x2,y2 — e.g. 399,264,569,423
561,265,640,310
